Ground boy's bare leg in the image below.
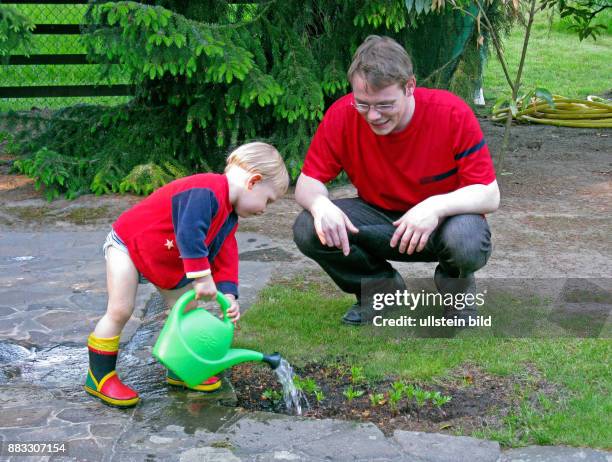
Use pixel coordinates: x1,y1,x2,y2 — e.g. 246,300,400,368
85,246,140,406
94,246,139,337
157,285,195,313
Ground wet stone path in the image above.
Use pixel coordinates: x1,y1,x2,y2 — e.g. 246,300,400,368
1,230,611,461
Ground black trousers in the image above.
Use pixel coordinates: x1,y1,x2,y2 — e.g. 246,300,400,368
293,197,492,299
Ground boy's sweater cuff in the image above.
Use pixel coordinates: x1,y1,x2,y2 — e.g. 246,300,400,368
186,269,211,279
216,281,238,299
183,257,211,278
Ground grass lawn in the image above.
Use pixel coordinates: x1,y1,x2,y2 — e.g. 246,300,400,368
482,12,612,103
235,281,611,449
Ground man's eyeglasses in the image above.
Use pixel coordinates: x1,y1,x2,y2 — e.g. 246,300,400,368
352,101,396,114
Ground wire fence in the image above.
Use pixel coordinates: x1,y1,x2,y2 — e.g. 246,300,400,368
1,2,132,112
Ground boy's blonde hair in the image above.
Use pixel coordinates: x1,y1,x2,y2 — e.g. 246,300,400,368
225,142,289,195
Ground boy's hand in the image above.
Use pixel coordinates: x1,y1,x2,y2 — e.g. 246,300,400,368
193,274,217,300
223,294,240,325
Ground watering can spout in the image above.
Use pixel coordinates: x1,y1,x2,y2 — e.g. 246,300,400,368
262,352,282,370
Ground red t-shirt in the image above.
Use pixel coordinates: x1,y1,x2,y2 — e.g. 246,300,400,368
302,88,496,212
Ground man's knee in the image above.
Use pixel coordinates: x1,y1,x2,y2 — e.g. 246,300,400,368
293,210,320,256
438,214,492,272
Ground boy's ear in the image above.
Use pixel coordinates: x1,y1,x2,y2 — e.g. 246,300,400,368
247,173,263,190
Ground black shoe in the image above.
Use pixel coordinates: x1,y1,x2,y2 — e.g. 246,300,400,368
342,302,375,326
443,306,478,327
436,265,479,328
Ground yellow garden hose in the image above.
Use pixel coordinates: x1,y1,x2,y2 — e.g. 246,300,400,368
491,95,612,128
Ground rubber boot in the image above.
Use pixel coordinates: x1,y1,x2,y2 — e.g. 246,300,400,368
84,333,140,407
166,369,222,392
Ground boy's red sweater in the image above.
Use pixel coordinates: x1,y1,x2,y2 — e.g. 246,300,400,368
113,173,239,296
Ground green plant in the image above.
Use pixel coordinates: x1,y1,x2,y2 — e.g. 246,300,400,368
391,380,406,395
491,87,556,124
542,0,611,41
293,376,320,394
404,383,417,400
0,5,34,59
13,147,91,201
9,0,514,199
413,387,433,408
262,389,282,405
369,392,385,406
350,366,366,385
388,388,403,413
314,389,325,403
431,391,453,409
343,385,364,402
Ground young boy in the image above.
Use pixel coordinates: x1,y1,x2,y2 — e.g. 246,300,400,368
85,142,289,407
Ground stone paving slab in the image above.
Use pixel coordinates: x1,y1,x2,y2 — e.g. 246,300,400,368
500,446,612,461
221,412,406,461
393,430,501,462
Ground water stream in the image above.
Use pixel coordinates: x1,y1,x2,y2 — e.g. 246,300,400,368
273,358,307,416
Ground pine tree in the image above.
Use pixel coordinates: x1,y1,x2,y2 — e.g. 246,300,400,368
5,0,511,198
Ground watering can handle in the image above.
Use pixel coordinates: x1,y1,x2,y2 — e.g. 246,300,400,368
174,289,232,321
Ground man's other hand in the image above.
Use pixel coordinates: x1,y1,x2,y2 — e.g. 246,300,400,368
390,202,440,255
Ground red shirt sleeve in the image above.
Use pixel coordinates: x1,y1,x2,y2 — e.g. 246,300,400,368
301,105,344,183
452,106,497,188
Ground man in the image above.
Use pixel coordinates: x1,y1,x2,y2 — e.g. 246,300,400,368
293,35,499,326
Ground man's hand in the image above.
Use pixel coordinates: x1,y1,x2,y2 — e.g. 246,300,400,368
311,197,359,256
193,274,217,300
390,201,441,255
223,293,240,324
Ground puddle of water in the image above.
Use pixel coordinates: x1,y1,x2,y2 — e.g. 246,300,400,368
10,256,35,261
273,359,307,416
134,391,239,434
0,341,34,363
17,344,87,386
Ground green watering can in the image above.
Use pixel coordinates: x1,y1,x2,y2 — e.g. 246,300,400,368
153,289,281,388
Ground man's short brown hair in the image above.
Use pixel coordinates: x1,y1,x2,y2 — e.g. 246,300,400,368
347,35,414,89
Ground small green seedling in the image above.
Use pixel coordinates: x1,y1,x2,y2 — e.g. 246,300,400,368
388,389,403,413
293,376,319,394
413,387,432,408
369,393,385,406
404,383,416,399
391,380,406,395
262,389,282,404
343,385,364,402
314,389,325,403
292,376,304,391
431,391,452,409
350,366,366,384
